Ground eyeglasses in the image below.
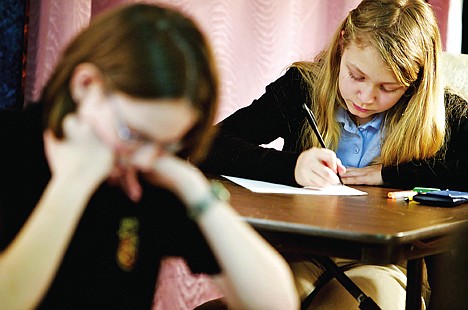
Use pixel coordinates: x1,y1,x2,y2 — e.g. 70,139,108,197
111,98,184,154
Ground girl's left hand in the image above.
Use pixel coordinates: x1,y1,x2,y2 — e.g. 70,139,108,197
340,164,383,185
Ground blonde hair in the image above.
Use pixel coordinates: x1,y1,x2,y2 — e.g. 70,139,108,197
294,0,445,166
41,4,219,163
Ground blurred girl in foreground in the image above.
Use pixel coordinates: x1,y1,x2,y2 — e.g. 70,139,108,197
0,4,298,309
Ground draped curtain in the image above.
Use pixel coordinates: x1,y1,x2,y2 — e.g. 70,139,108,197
24,0,451,122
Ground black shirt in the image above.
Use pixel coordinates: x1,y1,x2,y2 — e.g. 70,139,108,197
0,104,220,309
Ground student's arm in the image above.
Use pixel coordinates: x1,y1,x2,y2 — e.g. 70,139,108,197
343,94,468,190
143,156,300,310
381,159,468,190
382,96,468,190
200,68,306,186
0,116,113,309
343,133,468,189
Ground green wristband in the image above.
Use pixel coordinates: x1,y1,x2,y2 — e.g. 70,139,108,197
187,181,230,220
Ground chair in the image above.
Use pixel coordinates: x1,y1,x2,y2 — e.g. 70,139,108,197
441,52,468,98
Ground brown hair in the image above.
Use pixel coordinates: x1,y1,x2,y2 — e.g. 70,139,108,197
40,4,219,163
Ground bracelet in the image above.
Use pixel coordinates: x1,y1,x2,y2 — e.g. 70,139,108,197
187,181,230,220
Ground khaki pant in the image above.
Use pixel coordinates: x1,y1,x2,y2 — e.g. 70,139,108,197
287,256,428,310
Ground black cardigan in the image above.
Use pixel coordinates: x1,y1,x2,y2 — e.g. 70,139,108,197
201,67,468,190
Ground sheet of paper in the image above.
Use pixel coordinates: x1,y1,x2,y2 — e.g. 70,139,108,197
222,175,367,196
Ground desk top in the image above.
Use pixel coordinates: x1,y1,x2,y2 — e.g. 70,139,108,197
217,177,468,246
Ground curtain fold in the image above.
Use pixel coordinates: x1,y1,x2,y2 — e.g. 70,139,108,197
24,0,91,104
25,0,364,119
24,0,453,116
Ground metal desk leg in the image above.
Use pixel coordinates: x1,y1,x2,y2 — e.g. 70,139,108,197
406,258,423,310
316,256,381,310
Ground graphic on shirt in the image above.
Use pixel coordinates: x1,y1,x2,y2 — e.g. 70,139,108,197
116,217,140,271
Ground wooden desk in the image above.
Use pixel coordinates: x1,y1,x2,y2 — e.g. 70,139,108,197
216,177,468,309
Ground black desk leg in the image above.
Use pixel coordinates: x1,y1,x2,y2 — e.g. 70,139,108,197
315,256,381,310
406,258,423,310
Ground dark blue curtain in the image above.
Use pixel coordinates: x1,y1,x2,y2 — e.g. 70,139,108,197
0,0,27,110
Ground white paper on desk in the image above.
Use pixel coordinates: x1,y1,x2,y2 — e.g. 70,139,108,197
222,175,367,196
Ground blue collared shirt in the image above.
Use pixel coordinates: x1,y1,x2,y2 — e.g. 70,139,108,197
335,107,385,168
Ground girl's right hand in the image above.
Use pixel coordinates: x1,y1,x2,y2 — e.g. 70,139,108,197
294,147,346,187
130,149,210,208
44,114,114,186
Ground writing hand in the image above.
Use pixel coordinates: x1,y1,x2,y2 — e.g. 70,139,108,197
294,147,346,187
340,165,383,185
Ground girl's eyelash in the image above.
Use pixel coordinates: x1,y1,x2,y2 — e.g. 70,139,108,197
381,87,398,93
349,71,399,93
348,72,363,81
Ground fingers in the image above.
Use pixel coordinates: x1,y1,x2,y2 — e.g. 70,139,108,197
295,148,344,187
130,144,158,171
62,114,109,153
149,156,210,206
298,168,336,188
62,114,114,177
120,168,143,202
152,156,193,183
336,158,347,177
340,165,383,185
62,114,95,142
315,149,341,174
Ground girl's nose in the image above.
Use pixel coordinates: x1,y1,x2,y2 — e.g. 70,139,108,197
358,84,376,104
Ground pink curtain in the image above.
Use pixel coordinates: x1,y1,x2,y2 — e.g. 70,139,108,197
24,1,91,105
25,0,364,119
91,0,363,122
23,0,451,308
24,0,451,120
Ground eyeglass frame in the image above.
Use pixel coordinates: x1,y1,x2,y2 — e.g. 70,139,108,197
110,97,184,154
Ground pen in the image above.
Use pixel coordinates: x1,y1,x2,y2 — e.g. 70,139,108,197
302,103,344,185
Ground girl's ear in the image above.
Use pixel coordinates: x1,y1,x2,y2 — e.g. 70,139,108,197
69,63,104,103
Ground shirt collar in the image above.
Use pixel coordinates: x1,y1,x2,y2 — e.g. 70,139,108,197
336,106,385,132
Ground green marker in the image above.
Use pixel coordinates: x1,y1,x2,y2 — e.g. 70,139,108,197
412,187,441,193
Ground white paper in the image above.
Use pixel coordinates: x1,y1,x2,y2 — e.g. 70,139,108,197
222,175,367,196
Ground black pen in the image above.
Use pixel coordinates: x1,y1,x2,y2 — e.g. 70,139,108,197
302,103,344,185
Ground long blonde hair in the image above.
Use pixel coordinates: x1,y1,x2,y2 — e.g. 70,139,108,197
294,0,445,166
